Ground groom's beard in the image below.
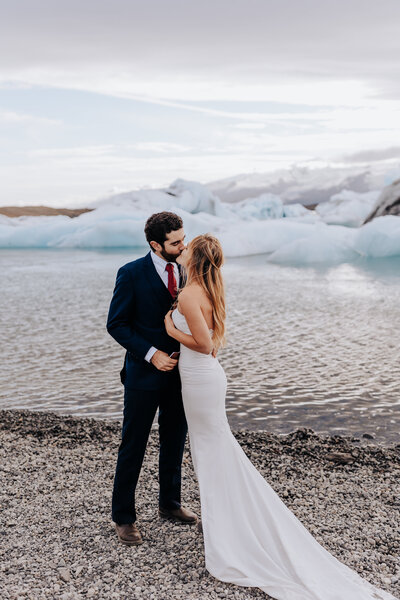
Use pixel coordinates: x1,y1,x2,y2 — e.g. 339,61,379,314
160,247,182,263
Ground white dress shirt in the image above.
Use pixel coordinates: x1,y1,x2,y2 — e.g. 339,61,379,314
144,251,180,363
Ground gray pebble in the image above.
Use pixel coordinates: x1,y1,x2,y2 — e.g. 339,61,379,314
1,409,399,600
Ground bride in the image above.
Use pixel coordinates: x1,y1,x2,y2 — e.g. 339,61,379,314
164,233,398,600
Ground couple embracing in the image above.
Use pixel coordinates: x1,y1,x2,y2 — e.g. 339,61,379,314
107,212,397,600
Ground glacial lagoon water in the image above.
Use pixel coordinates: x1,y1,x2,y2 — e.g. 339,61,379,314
1,248,399,444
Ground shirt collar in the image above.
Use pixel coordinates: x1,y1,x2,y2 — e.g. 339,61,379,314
150,250,176,271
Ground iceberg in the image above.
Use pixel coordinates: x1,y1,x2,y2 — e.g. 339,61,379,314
267,225,359,265
93,178,226,217
228,193,313,221
265,215,400,265
216,220,317,257
315,190,380,227
0,178,399,266
354,215,400,258
230,194,284,220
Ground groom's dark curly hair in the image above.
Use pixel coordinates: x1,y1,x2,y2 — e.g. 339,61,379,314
144,212,183,250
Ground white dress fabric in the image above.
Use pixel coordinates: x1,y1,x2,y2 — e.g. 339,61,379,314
172,308,398,600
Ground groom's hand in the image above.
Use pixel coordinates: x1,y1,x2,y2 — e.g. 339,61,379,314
151,350,178,371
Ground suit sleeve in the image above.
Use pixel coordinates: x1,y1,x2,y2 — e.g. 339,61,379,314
106,265,153,360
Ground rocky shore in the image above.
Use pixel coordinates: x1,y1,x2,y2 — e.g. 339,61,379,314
1,409,399,600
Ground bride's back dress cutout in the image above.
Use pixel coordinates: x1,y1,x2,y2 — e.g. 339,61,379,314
172,308,398,600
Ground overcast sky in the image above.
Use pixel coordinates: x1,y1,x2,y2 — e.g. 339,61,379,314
1,0,400,206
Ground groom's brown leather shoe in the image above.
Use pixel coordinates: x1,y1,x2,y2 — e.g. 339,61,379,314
115,523,143,546
159,506,198,524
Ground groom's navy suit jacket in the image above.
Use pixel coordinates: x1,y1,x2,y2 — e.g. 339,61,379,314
106,252,181,390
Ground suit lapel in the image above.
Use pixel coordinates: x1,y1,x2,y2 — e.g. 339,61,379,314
144,251,175,308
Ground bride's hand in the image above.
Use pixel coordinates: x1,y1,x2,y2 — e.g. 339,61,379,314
164,310,177,337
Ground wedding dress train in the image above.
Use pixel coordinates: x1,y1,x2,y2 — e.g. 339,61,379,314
172,308,398,600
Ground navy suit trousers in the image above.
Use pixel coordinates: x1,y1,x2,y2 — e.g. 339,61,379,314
111,383,188,524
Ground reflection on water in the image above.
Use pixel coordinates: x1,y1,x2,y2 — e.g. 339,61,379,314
1,249,399,445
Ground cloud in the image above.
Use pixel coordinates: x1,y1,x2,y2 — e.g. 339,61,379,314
341,147,400,163
0,109,61,126
29,141,191,159
132,142,191,153
0,0,399,101
233,123,266,130
1,143,301,207
29,145,116,159
1,1,399,206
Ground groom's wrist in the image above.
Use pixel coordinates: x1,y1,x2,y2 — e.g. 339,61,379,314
145,346,158,363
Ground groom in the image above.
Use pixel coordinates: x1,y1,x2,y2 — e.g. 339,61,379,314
107,211,197,546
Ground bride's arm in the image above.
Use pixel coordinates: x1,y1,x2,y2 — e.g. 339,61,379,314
164,291,213,355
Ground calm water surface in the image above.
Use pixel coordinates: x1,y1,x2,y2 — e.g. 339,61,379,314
1,249,399,444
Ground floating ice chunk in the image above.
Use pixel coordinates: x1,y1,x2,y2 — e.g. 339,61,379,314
354,215,400,258
92,188,172,212
216,220,317,257
316,190,380,227
230,194,284,220
0,215,75,248
50,206,223,248
167,179,224,216
267,225,359,265
54,218,147,248
227,194,315,221
91,178,225,217
172,208,225,238
0,179,399,264
267,216,400,265
283,203,314,219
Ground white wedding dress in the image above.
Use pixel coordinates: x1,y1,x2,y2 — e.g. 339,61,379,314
172,308,398,600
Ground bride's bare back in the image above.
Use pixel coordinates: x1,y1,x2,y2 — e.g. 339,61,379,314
177,283,214,333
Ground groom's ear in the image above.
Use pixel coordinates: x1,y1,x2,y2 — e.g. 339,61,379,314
150,241,161,253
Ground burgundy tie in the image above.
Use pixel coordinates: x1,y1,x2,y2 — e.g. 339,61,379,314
165,263,177,299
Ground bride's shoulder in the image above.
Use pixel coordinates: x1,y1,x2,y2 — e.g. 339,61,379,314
179,287,213,320
178,284,205,305
180,283,202,296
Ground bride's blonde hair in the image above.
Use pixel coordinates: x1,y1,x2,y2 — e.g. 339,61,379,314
183,234,226,350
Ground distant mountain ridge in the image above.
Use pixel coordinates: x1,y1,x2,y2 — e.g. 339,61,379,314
206,163,400,206
0,206,92,218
